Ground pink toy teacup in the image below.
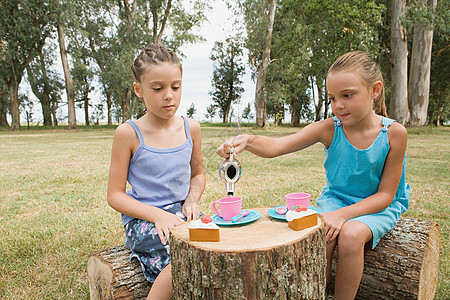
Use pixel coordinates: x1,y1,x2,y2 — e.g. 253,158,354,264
212,197,242,221
285,193,310,211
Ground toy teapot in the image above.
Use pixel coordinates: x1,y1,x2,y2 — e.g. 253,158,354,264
219,147,241,196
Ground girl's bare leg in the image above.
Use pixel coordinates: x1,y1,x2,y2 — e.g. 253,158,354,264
326,238,337,283
334,221,372,300
147,264,172,300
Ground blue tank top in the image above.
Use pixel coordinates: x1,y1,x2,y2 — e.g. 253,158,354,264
321,116,409,211
122,117,193,226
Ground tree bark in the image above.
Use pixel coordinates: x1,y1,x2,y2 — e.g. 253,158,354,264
315,81,323,122
84,91,90,126
0,100,9,127
122,88,131,122
390,0,409,125
106,89,112,126
290,96,300,126
170,207,326,299
408,0,437,126
255,0,276,128
57,14,77,129
27,60,53,126
329,218,440,300
8,76,21,130
87,245,151,300
87,217,440,300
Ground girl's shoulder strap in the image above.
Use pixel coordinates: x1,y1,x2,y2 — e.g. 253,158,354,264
381,117,396,132
182,116,192,140
333,116,342,127
125,120,144,145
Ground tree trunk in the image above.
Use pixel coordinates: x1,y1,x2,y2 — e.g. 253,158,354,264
222,110,229,124
290,97,299,126
8,78,21,131
87,218,440,300
170,207,326,299
122,88,131,122
87,245,151,300
57,14,77,129
52,97,58,127
40,95,53,126
390,0,409,125
27,63,53,126
0,103,9,127
315,81,323,122
408,0,437,126
255,0,276,128
323,81,329,119
106,89,112,126
84,90,90,126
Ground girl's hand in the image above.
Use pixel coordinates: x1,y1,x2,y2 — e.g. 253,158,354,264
153,210,185,245
182,201,200,221
216,135,250,158
319,211,346,243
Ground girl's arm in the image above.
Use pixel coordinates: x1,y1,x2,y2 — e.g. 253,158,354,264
322,122,408,242
182,119,206,221
216,119,335,158
107,123,184,245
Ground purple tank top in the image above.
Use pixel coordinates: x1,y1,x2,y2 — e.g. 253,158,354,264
122,116,192,225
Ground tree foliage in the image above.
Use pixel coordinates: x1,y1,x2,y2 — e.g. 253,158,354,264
1,0,447,128
209,37,246,123
186,103,196,119
0,0,58,130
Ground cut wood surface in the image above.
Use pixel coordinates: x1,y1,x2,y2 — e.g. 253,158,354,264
169,207,327,300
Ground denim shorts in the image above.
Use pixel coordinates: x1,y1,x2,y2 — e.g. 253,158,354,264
124,202,186,282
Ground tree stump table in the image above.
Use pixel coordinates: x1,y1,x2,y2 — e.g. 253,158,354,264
169,207,326,300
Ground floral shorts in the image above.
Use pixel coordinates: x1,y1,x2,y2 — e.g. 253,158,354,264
124,202,186,283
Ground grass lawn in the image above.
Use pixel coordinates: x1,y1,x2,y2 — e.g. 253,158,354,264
0,124,448,299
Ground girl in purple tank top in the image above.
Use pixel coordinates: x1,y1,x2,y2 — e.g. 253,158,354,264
216,51,409,299
107,44,205,300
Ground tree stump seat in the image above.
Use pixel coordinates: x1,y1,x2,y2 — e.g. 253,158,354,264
87,209,440,300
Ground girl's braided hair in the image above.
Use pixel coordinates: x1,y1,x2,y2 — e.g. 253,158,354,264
131,44,181,82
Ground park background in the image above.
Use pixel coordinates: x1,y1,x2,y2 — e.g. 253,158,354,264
1,0,448,299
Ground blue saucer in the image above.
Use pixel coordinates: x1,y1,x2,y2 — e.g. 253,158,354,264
212,210,261,226
267,205,317,221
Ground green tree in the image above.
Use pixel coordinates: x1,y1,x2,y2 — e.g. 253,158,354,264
231,0,276,128
27,49,64,126
72,59,94,125
264,0,384,122
56,0,78,129
0,77,9,126
186,102,196,118
205,104,217,122
0,0,57,130
242,102,253,122
428,0,450,125
209,37,246,123
102,0,210,123
266,1,311,125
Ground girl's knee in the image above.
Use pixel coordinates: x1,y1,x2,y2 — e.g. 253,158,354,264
337,222,371,254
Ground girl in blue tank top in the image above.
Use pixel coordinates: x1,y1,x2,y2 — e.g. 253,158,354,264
216,51,409,299
107,44,205,300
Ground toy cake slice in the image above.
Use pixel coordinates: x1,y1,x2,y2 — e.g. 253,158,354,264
188,215,220,242
286,206,318,231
